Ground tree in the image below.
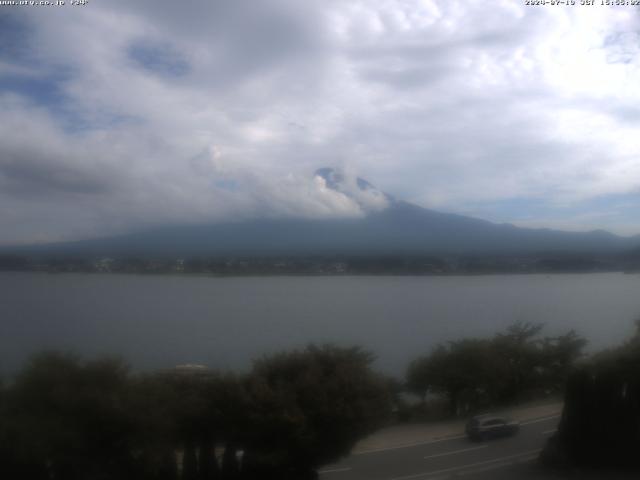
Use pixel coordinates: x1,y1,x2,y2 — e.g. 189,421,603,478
406,322,588,415
538,330,587,393
241,345,392,479
129,369,242,480
406,356,432,404
492,321,545,402
417,340,504,416
541,322,640,471
6,352,136,480
1,346,393,479
127,372,181,479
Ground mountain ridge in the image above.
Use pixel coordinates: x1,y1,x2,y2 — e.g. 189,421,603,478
3,168,639,258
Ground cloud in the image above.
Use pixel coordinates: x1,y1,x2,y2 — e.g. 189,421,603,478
128,40,190,78
0,1,639,244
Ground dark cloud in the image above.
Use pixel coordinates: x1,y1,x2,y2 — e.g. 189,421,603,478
128,41,190,78
0,150,113,197
0,12,31,63
109,0,328,87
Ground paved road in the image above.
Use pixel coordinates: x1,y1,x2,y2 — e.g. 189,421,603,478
319,415,560,480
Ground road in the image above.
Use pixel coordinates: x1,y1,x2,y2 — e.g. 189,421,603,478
318,415,560,480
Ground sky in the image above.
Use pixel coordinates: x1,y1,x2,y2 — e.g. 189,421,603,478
0,0,639,245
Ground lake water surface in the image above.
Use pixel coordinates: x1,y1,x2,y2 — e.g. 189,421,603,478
1,272,639,377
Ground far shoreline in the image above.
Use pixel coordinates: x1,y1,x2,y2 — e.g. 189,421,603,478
0,269,637,278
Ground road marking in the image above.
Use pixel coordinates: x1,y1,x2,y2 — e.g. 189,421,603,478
355,413,560,456
388,449,542,480
456,452,539,477
353,435,467,456
542,428,557,435
318,467,352,474
520,414,560,426
423,445,487,460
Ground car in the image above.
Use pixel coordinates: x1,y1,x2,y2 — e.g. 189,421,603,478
465,414,520,441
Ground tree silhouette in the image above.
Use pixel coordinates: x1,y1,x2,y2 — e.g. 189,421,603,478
542,322,640,471
242,345,392,478
0,345,393,479
6,352,136,479
406,322,587,415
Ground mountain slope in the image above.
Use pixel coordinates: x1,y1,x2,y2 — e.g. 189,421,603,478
6,169,639,257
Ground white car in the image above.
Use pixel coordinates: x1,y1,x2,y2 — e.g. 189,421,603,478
465,414,520,441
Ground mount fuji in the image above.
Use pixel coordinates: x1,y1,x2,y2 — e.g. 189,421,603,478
6,168,639,258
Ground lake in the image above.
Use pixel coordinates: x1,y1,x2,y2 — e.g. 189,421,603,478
1,272,639,377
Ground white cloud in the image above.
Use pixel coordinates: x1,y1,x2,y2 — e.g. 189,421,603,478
0,0,639,243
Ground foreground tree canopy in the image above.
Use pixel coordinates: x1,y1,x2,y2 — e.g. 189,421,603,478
406,322,587,415
542,319,640,471
0,323,599,478
0,345,392,480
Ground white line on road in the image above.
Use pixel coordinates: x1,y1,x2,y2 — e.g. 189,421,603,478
456,452,540,477
355,413,560,456
542,429,557,435
520,414,560,426
388,449,542,480
318,467,352,475
423,445,487,460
